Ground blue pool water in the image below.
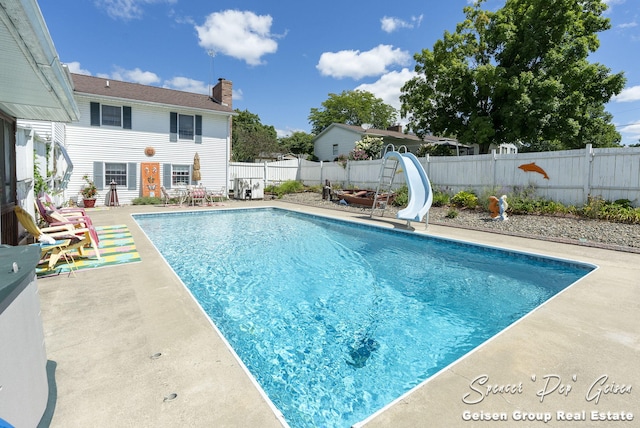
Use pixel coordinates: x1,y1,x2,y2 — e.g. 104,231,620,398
134,208,594,427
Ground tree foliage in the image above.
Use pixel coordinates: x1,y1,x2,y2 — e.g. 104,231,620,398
308,90,397,135
279,131,315,157
400,0,626,153
231,109,279,162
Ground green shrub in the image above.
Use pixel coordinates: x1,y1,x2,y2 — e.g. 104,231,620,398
450,191,478,209
306,184,323,193
432,189,450,207
445,209,458,218
580,197,640,223
392,185,409,206
267,180,305,198
132,196,163,205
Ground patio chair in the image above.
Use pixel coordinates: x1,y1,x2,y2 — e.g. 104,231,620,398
15,206,101,268
170,185,189,205
207,187,226,203
160,186,172,206
189,186,207,206
35,198,100,245
42,193,88,216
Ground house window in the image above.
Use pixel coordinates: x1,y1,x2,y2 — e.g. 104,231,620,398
332,144,338,156
170,112,202,142
102,105,122,127
172,165,190,185
179,114,194,139
91,102,131,129
105,163,127,186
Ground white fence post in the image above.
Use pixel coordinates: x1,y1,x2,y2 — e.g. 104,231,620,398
584,144,593,203
492,149,497,188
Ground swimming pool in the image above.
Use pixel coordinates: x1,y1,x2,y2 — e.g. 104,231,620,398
134,208,595,428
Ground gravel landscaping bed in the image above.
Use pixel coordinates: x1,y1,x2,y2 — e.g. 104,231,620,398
279,192,640,253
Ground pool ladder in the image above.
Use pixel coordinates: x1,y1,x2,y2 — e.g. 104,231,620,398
370,144,407,218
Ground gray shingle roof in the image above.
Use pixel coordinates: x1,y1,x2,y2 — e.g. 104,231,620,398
323,123,457,143
71,73,234,114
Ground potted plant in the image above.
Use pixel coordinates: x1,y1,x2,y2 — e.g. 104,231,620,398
81,175,98,208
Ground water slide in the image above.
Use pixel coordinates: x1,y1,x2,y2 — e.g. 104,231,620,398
383,151,433,223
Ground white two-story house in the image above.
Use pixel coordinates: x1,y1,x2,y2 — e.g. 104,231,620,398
65,73,235,205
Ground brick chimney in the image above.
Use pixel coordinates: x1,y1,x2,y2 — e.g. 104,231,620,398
387,124,403,133
212,78,232,108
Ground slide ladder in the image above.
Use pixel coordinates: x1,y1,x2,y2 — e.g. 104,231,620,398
370,144,404,218
371,145,433,227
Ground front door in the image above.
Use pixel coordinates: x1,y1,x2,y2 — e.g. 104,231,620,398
141,162,160,198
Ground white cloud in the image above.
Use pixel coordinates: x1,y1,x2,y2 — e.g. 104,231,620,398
618,21,638,29
64,63,161,87
95,0,176,21
65,61,91,75
316,45,411,80
276,127,304,139
163,76,208,94
355,68,416,111
111,67,160,85
381,15,423,33
195,10,278,66
619,120,640,145
613,85,640,102
233,88,244,102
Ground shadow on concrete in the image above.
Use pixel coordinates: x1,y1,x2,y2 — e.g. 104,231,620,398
37,360,57,428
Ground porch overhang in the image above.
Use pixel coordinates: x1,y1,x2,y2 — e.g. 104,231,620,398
0,0,79,122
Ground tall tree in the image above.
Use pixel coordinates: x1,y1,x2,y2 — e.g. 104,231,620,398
308,90,397,135
279,131,315,157
401,0,626,153
231,109,279,162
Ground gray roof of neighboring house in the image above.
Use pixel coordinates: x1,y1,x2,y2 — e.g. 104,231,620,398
71,73,234,114
314,123,457,143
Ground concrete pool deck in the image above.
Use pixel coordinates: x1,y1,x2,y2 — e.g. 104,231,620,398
36,201,639,427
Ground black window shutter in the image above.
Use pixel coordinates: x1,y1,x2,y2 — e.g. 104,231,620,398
123,106,132,129
93,162,104,190
90,102,100,126
163,164,172,189
127,163,137,190
170,112,177,142
195,115,202,144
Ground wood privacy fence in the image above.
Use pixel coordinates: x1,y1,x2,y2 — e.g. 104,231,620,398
230,144,640,207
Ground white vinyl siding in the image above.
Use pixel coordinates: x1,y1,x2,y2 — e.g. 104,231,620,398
65,96,231,204
314,125,363,161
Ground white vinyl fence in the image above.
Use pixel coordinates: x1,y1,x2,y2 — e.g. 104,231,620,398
230,145,640,207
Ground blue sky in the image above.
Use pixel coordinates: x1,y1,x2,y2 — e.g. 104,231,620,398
39,0,640,145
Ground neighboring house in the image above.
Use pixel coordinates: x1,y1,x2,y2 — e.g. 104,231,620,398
255,152,300,162
487,143,518,154
422,140,474,156
1,0,79,245
64,74,235,205
313,123,457,161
